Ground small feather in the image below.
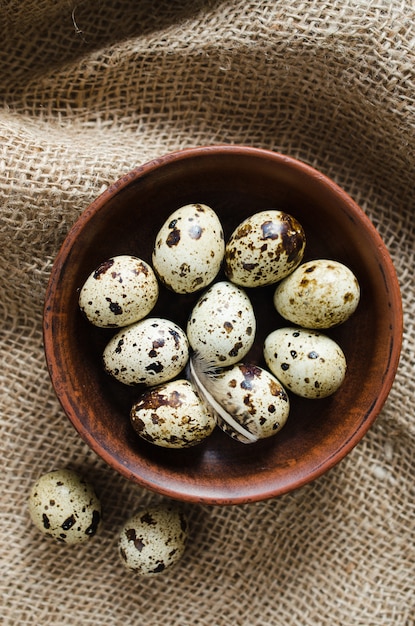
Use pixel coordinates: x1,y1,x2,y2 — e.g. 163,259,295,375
188,353,258,444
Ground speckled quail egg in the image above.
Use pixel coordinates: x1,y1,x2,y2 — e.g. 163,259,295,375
130,379,216,448
79,255,159,328
273,259,360,329
224,210,306,287
28,469,101,544
118,504,188,575
152,203,225,293
103,317,189,386
186,281,256,367
264,327,347,399
190,361,290,444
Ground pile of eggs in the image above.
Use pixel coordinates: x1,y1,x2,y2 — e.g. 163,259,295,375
28,205,361,574
78,204,360,448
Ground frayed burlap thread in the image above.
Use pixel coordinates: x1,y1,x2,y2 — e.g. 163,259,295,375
1,1,414,624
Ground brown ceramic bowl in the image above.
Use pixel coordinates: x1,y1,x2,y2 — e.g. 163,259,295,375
43,146,402,505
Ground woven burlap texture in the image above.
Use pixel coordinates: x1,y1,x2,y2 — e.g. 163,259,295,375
1,0,414,624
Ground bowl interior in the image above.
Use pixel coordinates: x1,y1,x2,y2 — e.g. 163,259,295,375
44,147,402,504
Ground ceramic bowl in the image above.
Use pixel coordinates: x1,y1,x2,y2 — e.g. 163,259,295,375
43,146,402,504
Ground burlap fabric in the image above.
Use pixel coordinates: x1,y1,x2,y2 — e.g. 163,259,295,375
1,0,414,624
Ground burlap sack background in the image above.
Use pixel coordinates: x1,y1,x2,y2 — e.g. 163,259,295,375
1,0,414,624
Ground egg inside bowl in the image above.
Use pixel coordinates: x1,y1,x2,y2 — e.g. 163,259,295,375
43,145,402,505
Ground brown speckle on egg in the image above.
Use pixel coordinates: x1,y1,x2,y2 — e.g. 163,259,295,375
85,510,101,536
42,513,50,529
166,225,181,247
93,258,114,279
228,341,244,358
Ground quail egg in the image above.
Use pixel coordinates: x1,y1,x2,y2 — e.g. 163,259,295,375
118,504,188,575
264,327,347,399
186,281,256,367
152,203,225,293
28,469,101,544
190,361,290,444
79,255,159,328
130,379,216,448
103,317,189,386
224,210,306,287
273,259,360,329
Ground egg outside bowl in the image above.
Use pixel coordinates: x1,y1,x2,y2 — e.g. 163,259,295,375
43,146,402,505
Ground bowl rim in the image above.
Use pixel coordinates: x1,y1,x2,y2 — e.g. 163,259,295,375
43,145,403,504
